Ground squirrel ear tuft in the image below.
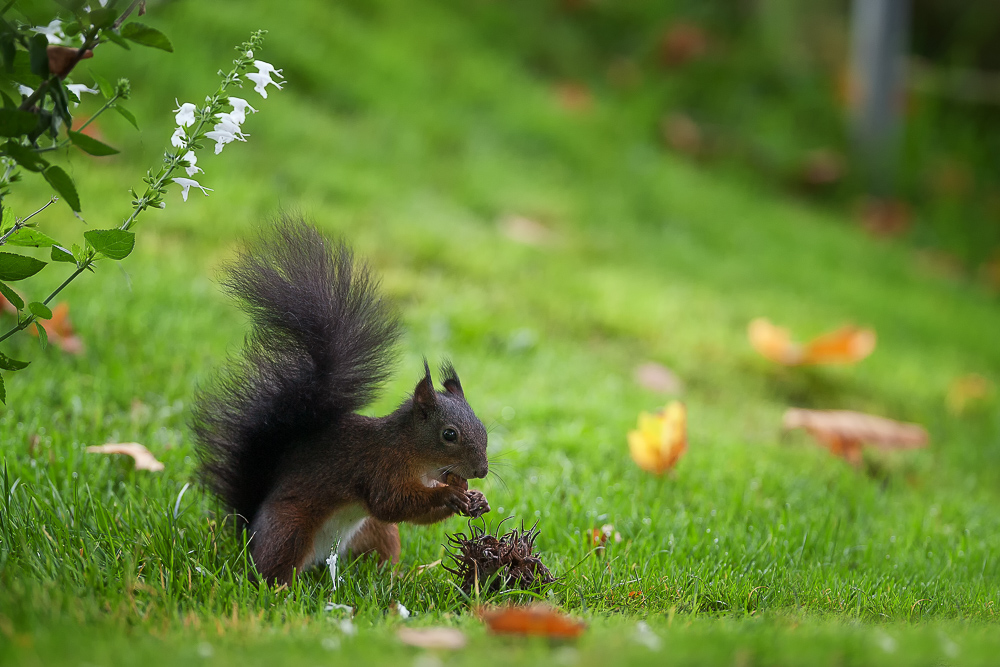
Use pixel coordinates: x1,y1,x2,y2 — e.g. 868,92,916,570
413,359,436,417
440,360,464,400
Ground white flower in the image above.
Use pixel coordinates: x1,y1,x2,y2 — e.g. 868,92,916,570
170,127,188,149
205,125,242,154
33,20,65,45
227,97,257,124
174,102,197,128
66,84,98,99
172,177,212,202
214,114,249,139
245,60,284,99
182,151,202,177
17,85,33,97
245,50,254,59
254,60,283,79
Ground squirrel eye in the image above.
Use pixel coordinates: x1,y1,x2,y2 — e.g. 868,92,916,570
442,427,458,442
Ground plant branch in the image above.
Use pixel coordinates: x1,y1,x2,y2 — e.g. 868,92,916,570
0,196,57,246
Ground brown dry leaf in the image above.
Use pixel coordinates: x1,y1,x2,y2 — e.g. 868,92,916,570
627,401,686,474
661,113,702,157
857,198,912,238
799,149,845,188
499,215,557,246
658,22,708,68
47,45,93,79
397,627,467,650
783,408,928,467
946,374,994,415
86,443,165,472
553,82,592,113
748,318,875,366
633,362,684,394
480,605,586,639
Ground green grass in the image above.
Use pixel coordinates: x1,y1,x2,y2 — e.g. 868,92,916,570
2,0,999,665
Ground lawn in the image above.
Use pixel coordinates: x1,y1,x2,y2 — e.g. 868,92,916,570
2,1,999,665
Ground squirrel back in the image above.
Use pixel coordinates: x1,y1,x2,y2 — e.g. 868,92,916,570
191,217,400,525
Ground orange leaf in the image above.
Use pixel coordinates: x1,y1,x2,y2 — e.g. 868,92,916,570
33,302,84,355
783,408,928,466
396,627,467,650
480,605,586,639
627,401,686,474
748,318,875,366
86,442,165,472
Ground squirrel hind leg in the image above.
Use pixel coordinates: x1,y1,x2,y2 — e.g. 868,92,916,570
343,518,400,564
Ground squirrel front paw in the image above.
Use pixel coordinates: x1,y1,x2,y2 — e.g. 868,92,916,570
437,484,470,514
465,490,490,518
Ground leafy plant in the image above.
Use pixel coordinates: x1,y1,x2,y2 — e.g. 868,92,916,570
0,1,281,402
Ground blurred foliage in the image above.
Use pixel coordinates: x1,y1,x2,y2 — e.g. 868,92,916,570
455,0,1000,278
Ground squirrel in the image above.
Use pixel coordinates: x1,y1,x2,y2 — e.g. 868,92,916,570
191,216,491,585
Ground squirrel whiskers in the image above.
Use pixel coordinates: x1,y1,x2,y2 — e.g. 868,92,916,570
192,216,491,585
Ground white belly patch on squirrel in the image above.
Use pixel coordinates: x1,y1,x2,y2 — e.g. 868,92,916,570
309,504,369,567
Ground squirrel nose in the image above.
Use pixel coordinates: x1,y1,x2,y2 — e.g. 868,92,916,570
474,465,488,479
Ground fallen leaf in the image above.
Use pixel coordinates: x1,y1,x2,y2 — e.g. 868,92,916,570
47,45,93,79
748,318,875,366
783,408,928,466
35,302,84,354
397,627,467,650
799,149,845,188
634,362,683,394
553,82,592,113
661,113,702,157
627,401,686,474
86,442,165,471
658,22,708,68
499,215,557,246
480,605,586,639
857,198,911,238
2,290,85,355
946,374,994,415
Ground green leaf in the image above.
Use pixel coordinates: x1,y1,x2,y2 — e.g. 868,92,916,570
0,279,24,310
103,29,130,50
43,166,81,211
2,140,48,172
0,90,14,110
6,228,57,248
0,351,28,371
67,130,119,156
28,301,51,319
28,34,49,77
0,109,40,137
84,229,134,260
91,71,114,99
89,7,117,29
0,251,45,281
50,245,75,263
0,33,15,70
34,320,47,349
120,23,173,52
48,79,71,126
113,104,138,130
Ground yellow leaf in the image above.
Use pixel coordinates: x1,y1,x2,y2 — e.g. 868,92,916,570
627,401,686,474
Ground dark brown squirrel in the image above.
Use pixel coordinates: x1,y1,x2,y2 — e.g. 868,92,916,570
191,217,490,585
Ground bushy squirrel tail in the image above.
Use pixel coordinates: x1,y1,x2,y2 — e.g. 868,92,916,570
191,216,400,525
